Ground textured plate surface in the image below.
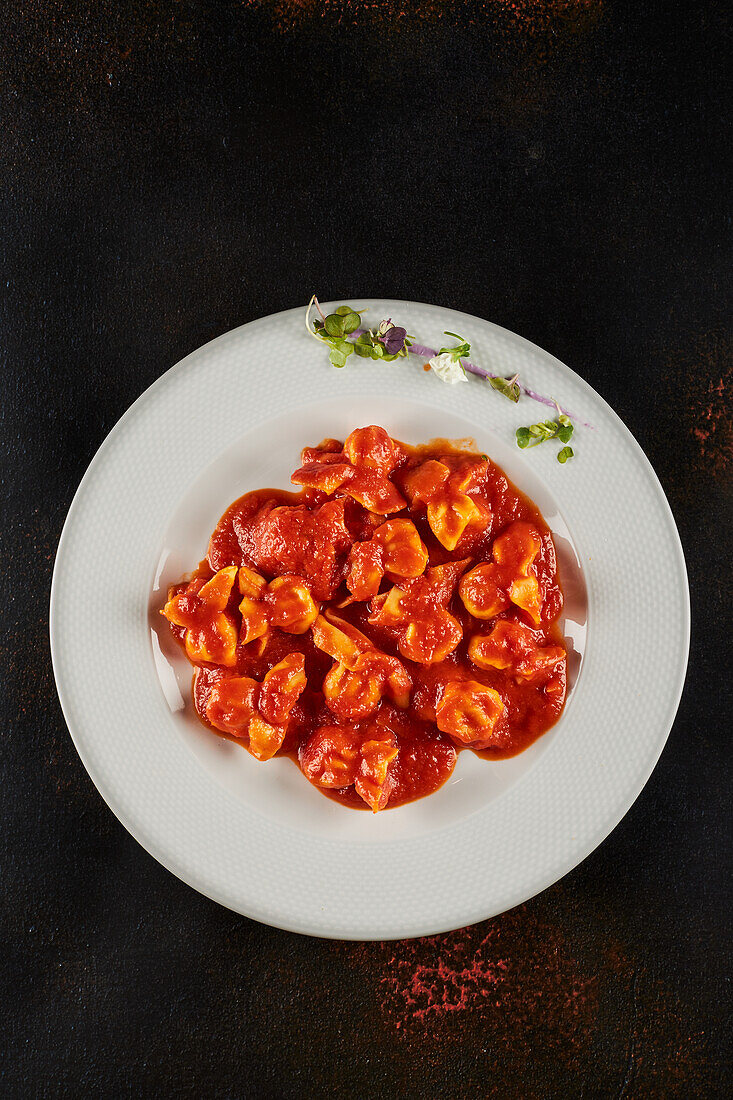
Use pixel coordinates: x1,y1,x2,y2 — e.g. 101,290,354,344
50,301,689,939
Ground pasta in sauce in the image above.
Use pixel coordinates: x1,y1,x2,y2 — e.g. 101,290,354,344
162,426,567,812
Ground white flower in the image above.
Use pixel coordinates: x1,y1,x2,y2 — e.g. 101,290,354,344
428,352,468,385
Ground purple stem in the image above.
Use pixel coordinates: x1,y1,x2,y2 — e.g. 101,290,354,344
348,332,594,428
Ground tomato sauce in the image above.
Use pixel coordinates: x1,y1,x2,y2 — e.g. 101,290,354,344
162,427,567,812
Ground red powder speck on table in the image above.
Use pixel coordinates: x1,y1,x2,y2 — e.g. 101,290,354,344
671,331,733,479
332,911,713,1091
337,907,598,1048
691,374,732,476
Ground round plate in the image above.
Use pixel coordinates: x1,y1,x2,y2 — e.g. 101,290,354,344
50,301,689,939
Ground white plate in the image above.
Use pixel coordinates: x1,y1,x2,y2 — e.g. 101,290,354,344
50,301,689,939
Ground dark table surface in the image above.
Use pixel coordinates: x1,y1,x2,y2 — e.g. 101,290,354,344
3,1,731,1096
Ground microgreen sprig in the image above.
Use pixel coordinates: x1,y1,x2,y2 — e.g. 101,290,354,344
516,407,575,462
304,295,588,461
439,331,472,361
352,318,412,362
488,373,521,403
305,296,363,368
305,296,411,368
424,331,472,383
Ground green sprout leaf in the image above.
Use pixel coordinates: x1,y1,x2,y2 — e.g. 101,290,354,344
438,331,472,362
304,297,368,370
516,413,577,463
324,313,345,338
489,374,521,402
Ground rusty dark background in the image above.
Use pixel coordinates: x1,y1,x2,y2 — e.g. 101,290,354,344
2,0,731,1096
